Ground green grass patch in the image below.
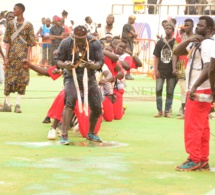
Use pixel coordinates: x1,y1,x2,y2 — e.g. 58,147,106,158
0,72,215,194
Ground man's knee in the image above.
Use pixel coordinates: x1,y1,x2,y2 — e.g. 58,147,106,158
156,89,162,96
167,92,173,98
91,106,102,118
65,96,76,109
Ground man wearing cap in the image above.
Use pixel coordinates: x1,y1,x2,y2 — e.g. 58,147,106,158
50,16,64,66
122,15,138,80
56,25,104,144
153,22,177,118
104,32,113,44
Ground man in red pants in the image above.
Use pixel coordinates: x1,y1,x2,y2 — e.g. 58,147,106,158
173,16,214,171
102,45,121,121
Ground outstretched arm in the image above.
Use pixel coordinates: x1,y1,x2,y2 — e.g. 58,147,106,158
22,59,49,76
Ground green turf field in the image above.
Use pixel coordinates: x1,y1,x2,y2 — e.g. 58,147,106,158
0,72,215,195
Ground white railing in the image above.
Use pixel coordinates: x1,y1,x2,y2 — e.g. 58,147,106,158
112,3,215,15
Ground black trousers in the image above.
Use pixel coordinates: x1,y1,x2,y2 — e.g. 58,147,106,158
64,76,102,134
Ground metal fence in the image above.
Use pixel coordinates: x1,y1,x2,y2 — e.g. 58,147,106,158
112,3,215,15
132,38,156,77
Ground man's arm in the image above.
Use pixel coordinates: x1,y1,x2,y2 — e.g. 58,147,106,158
87,41,104,70
101,69,114,83
55,28,64,40
27,47,32,61
190,62,210,99
209,57,215,99
120,60,130,71
49,27,56,40
124,24,138,38
129,29,138,38
23,60,49,76
4,43,10,66
56,39,71,69
190,39,213,99
36,27,42,37
125,48,132,56
173,34,204,56
52,33,63,40
133,55,142,67
0,46,5,59
103,50,118,62
154,55,160,78
23,59,62,78
172,54,179,75
173,39,190,56
29,64,50,76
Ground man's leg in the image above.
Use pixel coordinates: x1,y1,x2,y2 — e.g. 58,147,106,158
14,84,27,113
47,90,65,121
47,119,60,140
200,118,210,165
176,93,211,171
42,46,47,66
164,77,176,117
0,82,12,112
0,95,12,112
197,0,204,15
102,96,114,122
48,46,52,66
51,44,58,66
87,79,102,141
177,78,186,118
125,40,134,80
154,77,165,117
61,77,77,144
14,94,22,113
113,89,124,120
46,90,65,139
0,62,4,85
5,95,11,106
199,90,211,169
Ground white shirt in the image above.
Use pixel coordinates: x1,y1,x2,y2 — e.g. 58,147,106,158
96,64,113,95
96,64,109,82
0,24,5,36
98,26,120,39
64,18,71,27
186,39,213,91
85,23,97,34
211,39,215,58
